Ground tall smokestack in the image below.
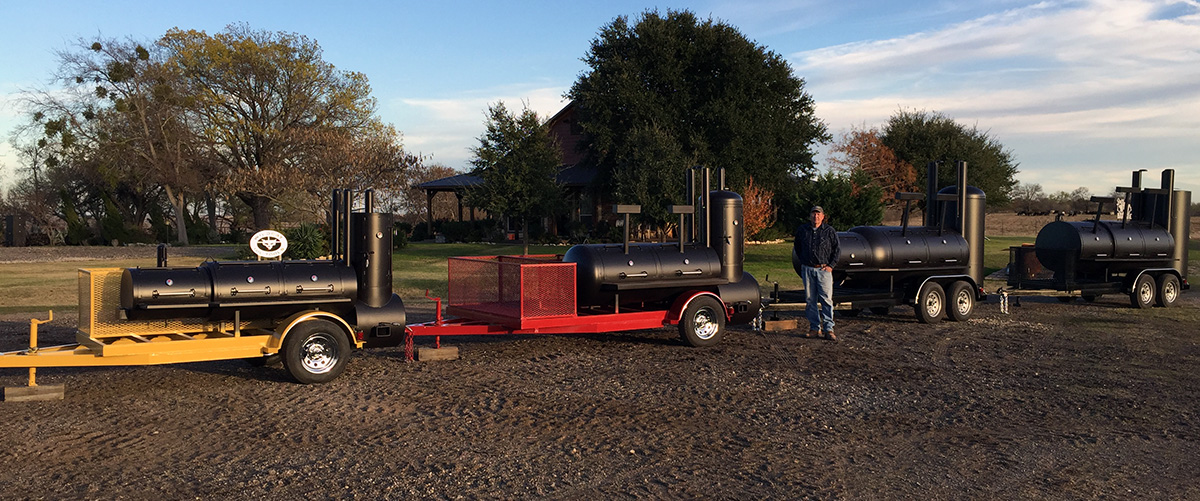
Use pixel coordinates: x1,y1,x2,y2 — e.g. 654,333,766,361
925,162,939,227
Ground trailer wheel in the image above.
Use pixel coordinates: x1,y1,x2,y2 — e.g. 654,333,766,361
1156,274,1180,307
1129,274,1156,309
679,296,726,347
283,319,351,384
915,282,945,324
947,281,975,322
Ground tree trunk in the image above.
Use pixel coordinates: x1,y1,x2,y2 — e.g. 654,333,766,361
206,193,219,242
237,191,273,230
522,217,529,256
164,185,189,246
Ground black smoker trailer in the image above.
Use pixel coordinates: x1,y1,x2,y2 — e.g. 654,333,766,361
998,168,1190,310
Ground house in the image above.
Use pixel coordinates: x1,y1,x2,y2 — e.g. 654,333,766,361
414,101,604,236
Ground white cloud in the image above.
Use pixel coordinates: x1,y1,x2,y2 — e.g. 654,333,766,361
795,0,1200,194
385,84,570,169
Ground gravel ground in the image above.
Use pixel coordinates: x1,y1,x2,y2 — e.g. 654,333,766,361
0,290,1196,498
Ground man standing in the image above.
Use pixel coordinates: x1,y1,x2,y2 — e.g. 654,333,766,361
794,206,840,340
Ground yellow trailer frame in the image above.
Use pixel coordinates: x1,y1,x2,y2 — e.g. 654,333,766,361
1,268,361,399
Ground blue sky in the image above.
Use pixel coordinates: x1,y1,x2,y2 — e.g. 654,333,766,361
2,0,1198,197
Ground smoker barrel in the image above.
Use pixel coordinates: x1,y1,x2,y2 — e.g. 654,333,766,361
794,226,970,277
564,243,724,308
1034,220,1175,276
121,260,360,320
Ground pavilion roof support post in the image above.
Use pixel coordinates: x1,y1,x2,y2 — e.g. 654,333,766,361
426,190,435,237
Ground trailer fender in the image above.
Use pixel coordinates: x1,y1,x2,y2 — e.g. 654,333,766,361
274,311,359,353
1125,268,1180,294
667,291,725,325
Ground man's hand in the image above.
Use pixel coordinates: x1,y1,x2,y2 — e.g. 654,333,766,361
821,265,832,272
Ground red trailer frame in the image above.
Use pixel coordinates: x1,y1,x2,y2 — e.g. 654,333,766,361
403,255,726,359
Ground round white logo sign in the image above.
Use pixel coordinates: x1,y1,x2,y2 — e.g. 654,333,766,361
250,230,288,259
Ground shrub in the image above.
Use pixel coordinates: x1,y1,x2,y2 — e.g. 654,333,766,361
412,222,431,241
393,221,412,250
284,223,328,259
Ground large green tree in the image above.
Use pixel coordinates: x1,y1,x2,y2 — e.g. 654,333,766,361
568,9,828,226
19,37,202,244
161,24,409,230
788,170,885,232
467,102,563,254
881,109,1019,206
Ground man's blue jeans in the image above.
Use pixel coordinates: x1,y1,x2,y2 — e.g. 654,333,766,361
801,265,834,332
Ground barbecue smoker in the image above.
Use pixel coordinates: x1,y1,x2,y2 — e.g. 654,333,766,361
121,189,406,334
769,161,987,323
0,189,407,392
406,166,761,348
1002,168,1191,308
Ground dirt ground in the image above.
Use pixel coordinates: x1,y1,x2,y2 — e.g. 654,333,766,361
1,228,1198,498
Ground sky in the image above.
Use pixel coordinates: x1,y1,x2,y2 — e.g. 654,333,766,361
1,0,1197,198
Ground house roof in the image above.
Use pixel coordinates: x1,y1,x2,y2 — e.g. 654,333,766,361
414,173,483,192
416,164,596,193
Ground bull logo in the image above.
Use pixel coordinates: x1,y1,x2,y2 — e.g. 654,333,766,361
250,230,289,259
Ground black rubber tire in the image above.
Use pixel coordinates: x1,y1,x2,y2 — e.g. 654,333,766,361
246,353,283,367
1156,274,1180,307
1082,295,1098,303
915,282,945,324
947,281,975,322
1129,274,1156,309
870,306,891,316
678,296,726,347
282,319,351,384
842,308,861,318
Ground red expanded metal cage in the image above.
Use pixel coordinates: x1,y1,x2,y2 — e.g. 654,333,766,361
446,255,576,328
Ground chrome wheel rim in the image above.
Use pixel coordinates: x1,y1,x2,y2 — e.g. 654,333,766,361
693,308,720,340
956,290,972,316
925,291,942,317
1163,280,1178,303
300,333,340,374
1139,282,1153,304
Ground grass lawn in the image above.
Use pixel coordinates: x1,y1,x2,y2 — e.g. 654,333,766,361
0,257,218,315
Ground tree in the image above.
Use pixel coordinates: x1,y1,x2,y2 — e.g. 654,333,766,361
881,109,1019,206
400,162,463,224
568,9,828,226
58,38,203,244
160,24,394,230
467,102,564,254
4,126,60,232
1010,182,1045,214
18,36,188,244
788,170,884,231
741,176,777,241
828,125,916,206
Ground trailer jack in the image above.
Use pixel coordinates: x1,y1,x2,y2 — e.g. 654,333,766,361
3,311,65,402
